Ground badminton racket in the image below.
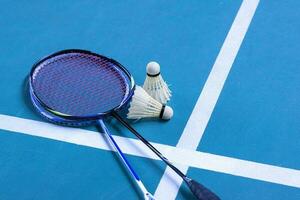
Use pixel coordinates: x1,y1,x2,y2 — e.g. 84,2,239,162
29,49,220,200
28,49,154,200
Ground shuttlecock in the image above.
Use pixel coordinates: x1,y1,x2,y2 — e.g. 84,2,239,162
127,86,173,120
143,61,171,104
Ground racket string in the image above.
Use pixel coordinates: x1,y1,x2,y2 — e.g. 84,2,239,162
32,52,130,116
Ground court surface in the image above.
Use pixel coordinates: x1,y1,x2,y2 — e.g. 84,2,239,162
0,0,300,199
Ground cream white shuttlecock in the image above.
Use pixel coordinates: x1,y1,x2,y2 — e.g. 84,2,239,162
127,86,173,120
143,61,171,104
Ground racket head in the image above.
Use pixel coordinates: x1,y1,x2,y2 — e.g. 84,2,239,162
29,49,135,121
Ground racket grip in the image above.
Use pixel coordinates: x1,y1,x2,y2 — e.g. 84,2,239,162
186,179,220,200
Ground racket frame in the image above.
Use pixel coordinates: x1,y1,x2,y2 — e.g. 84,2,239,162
29,49,135,120
28,49,154,199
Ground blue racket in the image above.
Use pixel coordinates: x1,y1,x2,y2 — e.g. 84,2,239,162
29,49,154,200
28,49,220,200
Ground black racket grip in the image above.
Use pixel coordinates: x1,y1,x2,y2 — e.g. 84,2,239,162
186,179,220,200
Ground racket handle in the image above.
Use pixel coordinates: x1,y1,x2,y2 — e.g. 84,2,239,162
185,178,220,200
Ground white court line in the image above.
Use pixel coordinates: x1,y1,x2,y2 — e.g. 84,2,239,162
0,114,300,189
154,0,260,199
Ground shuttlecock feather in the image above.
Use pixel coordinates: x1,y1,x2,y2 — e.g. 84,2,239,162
127,86,173,120
143,61,171,104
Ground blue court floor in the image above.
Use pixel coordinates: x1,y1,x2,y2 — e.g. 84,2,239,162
0,1,299,199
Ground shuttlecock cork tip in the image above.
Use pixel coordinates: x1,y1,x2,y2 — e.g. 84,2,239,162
146,61,160,76
161,105,173,120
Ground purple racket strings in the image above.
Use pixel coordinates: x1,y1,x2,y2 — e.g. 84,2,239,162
31,51,132,117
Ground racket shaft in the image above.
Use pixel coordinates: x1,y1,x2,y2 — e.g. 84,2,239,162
97,120,154,199
112,113,185,178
